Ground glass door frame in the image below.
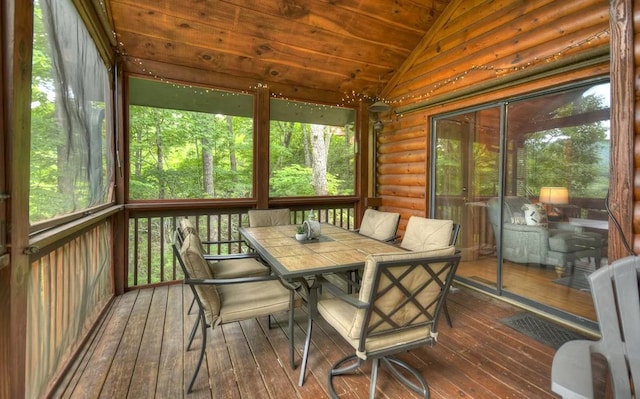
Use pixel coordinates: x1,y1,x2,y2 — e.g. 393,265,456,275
430,77,610,330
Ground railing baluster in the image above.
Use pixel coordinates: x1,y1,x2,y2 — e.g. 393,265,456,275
127,203,356,288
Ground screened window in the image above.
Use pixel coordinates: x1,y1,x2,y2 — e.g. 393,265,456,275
128,78,254,200
269,99,356,197
30,0,114,224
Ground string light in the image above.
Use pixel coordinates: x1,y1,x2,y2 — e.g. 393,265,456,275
113,28,609,112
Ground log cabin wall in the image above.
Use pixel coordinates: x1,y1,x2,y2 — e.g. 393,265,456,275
376,0,611,235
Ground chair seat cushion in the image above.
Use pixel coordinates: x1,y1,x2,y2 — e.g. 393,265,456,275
218,280,291,323
317,297,430,359
212,258,268,279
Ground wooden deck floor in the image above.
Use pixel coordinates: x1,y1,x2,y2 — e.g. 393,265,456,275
51,285,562,399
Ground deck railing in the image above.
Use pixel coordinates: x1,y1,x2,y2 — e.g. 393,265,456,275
27,221,113,399
127,204,356,289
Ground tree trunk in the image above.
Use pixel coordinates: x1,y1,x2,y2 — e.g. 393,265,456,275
154,112,165,199
202,137,214,196
302,124,311,167
310,124,329,195
226,116,237,175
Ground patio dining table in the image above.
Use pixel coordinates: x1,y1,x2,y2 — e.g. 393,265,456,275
239,223,405,386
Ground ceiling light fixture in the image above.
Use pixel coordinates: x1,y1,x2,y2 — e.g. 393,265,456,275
369,100,391,113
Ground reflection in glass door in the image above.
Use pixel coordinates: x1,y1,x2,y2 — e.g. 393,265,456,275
432,81,610,325
432,105,502,290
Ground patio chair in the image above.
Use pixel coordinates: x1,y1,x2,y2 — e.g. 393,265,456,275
551,255,640,399
315,247,461,398
173,231,300,393
356,209,401,242
248,208,291,227
343,209,402,293
400,216,458,327
178,218,270,316
178,218,268,279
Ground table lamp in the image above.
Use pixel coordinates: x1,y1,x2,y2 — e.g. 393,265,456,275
539,186,569,220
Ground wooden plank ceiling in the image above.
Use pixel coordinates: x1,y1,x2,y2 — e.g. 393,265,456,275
107,0,451,103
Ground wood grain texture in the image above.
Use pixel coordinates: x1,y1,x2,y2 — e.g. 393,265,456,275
51,284,571,399
375,0,612,235
110,0,450,101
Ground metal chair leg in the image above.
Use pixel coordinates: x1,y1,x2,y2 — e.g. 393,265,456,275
289,290,296,369
327,354,363,398
443,300,453,327
298,315,313,386
369,358,380,399
382,356,429,398
187,315,200,351
187,312,207,393
188,296,196,314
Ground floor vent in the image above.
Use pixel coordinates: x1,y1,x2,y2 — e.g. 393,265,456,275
500,312,591,349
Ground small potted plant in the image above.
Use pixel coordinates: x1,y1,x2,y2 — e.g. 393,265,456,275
295,225,307,241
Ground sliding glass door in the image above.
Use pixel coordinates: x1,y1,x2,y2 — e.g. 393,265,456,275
432,80,610,323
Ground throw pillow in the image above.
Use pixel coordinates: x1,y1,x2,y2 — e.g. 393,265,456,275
522,203,548,226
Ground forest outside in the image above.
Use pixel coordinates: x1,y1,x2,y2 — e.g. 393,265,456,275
128,91,356,200
30,0,113,225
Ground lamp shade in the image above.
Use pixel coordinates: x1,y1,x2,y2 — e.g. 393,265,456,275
539,187,569,204
369,100,391,113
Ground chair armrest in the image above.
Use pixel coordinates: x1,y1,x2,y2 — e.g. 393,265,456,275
186,274,282,286
551,340,595,399
200,239,245,245
202,252,261,261
320,277,367,308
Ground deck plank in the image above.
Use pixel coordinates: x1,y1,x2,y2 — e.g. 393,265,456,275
223,322,271,398
129,286,167,398
156,284,186,398
99,288,153,398
52,285,562,399
68,291,139,398
239,317,299,398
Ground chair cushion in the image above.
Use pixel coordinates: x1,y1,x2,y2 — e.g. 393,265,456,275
318,299,431,359
213,257,268,279
358,209,400,241
400,217,453,251
248,209,291,227
179,218,199,235
218,280,292,323
181,234,221,326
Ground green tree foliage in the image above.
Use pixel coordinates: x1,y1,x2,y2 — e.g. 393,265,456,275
524,93,609,198
128,107,254,199
269,121,354,197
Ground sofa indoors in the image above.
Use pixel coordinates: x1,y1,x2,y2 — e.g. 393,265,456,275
486,196,604,275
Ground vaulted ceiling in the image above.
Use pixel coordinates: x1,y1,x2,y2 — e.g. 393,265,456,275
108,0,451,103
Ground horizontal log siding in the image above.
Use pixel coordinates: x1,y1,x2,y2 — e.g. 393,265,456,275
376,111,427,232
392,0,610,104
377,0,610,237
